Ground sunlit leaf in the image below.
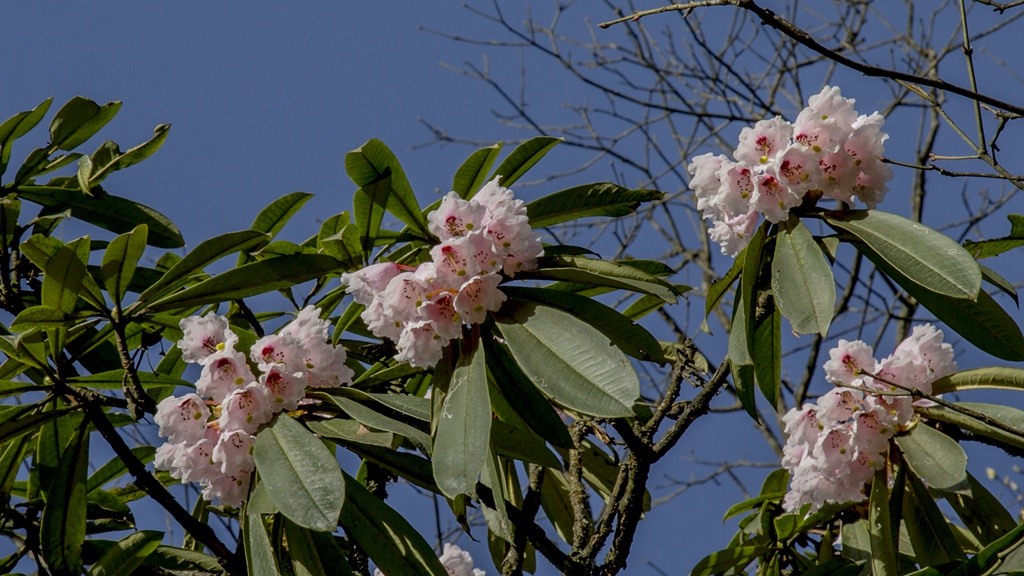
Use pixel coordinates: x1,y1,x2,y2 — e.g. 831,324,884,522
284,519,354,576
49,97,121,151
237,191,314,266
525,182,664,228
690,546,770,576
85,530,163,576
338,470,448,576
824,210,981,301
894,424,969,494
453,143,502,199
963,214,1024,259
101,224,148,305
352,172,391,259
0,97,52,177
253,414,345,531
496,301,640,418
932,367,1024,394
488,136,561,187
244,513,281,576
772,218,835,335
433,335,491,498
88,123,170,185
345,138,429,237
902,468,967,566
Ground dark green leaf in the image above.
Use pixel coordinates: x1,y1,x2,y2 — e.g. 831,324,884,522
134,229,269,306
237,191,314,266
902,468,967,565
753,306,782,409
339,470,448,576
345,139,429,237
142,545,226,574
101,224,147,304
963,214,1024,259
868,467,897,576
932,367,1024,394
10,305,70,332
690,546,770,576
979,264,1018,305
824,210,981,301
85,530,163,576
947,472,1017,545
496,301,640,418
40,421,88,576
728,292,758,422
772,218,835,335
49,97,121,150
863,246,1024,361
253,414,345,531
16,186,183,248
524,182,664,228
87,447,155,493
703,251,743,334
0,97,53,177
948,521,1024,576
307,418,395,448
341,442,439,493
433,335,491,498
918,402,1024,452
453,144,502,199
539,470,575,544
352,172,391,259
244,513,281,576
490,419,561,469
284,519,354,576
488,136,561,188
143,254,341,313
894,424,969,494
522,256,678,303
88,123,171,185
68,370,190,392
483,336,573,449
42,246,86,315
503,286,667,364
321,394,430,454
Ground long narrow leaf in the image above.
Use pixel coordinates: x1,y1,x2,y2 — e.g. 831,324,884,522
433,335,491,498
525,183,663,228
488,136,561,187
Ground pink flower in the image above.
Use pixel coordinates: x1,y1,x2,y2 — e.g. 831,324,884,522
260,364,308,412
251,333,307,373
428,191,487,240
734,116,793,166
202,471,251,509
708,210,759,256
395,320,446,368
212,429,256,475
341,262,402,306
178,314,237,365
823,339,876,386
750,167,802,223
454,273,506,325
196,348,255,403
154,393,211,444
218,382,273,434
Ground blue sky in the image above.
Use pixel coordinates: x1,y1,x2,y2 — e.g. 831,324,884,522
6,3,1024,575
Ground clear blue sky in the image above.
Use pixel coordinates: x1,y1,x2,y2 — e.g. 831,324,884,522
8,3,1021,575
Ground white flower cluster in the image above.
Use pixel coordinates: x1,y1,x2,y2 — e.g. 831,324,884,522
782,325,956,512
154,307,354,507
341,177,543,368
688,86,893,256
374,543,484,576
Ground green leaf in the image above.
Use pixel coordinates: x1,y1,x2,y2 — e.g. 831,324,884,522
237,191,314,266
948,521,1024,576
0,97,53,177
947,472,1017,545
453,144,502,199
863,246,1024,361
320,394,430,454
918,402,1024,452
345,139,429,237
85,530,163,576
868,467,898,576
490,419,562,469
0,432,32,506
244,513,281,576
42,246,86,315
728,292,758,422
503,286,667,364
753,306,782,409
722,492,785,521
134,229,269,306
932,367,1024,394
68,370,190,391
539,470,575,544
338,470,448,576
87,446,155,493
524,182,664,228
142,545,226,574
963,214,1024,259
703,251,743,334
40,421,88,576
88,123,171,185
772,218,835,335
433,334,491,498
902,468,967,566
496,301,640,418
16,186,183,248
284,519,354,576
740,221,768,351
521,255,678,302
253,414,345,532
979,264,1018,305
143,253,341,313
352,172,391,259
894,424,969,494
488,136,561,187
824,210,981,301
307,418,394,448
690,546,770,576
10,305,70,332
483,336,573,449
340,442,439,493
49,97,121,150
101,224,148,305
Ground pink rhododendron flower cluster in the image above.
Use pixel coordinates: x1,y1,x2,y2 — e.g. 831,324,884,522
782,324,956,512
154,307,353,507
688,86,892,256
341,176,543,368
374,542,485,576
